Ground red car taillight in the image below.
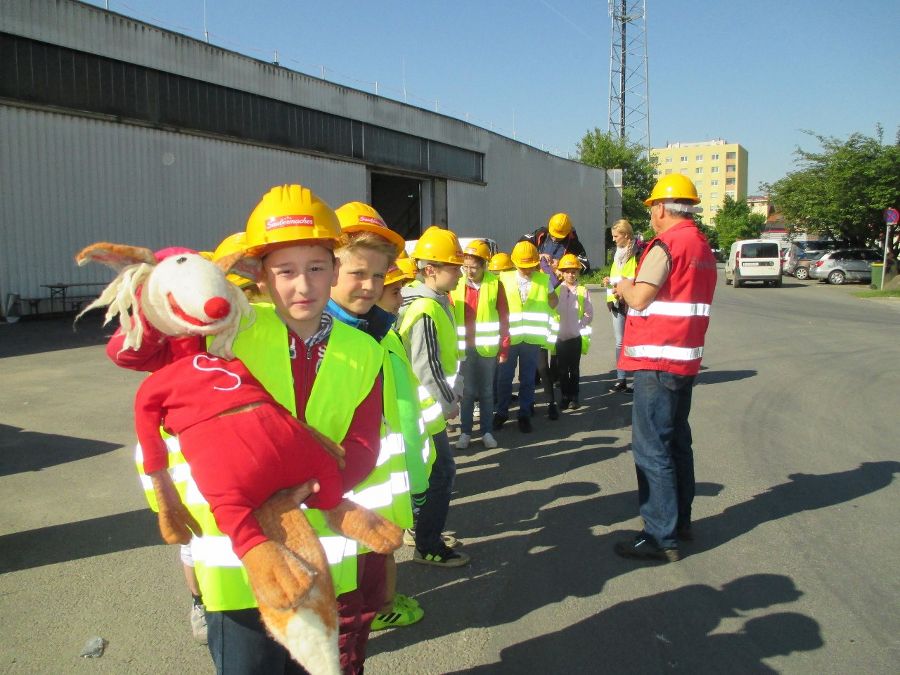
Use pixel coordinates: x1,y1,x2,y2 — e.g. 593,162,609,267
814,260,825,268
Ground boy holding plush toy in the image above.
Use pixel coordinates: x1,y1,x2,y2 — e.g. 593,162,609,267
92,184,395,675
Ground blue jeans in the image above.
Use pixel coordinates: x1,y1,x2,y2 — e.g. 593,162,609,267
414,429,455,552
631,370,696,549
611,310,627,381
207,608,309,674
496,342,540,419
460,348,497,435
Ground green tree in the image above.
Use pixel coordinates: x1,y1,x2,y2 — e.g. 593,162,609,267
577,129,657,231
764,127,900,245
714,196,765,253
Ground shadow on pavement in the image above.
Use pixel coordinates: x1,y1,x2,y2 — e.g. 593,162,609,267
451,575,821,674
0,310,111,358
0,424,121,476
371,461,897,656
0,508,160,573
696,369,757,385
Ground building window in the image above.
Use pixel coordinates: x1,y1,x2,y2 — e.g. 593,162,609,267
711,153,719,161
726,164,736,172
710,205,719,213
710,179,719,186
695,167,703,174
711,192,719,199
665,169,672,175
680,168,688,175
726,177,736,186
726,151,736,159
695,154,703,161
680,155,688,162
726,190,736,198
697,192,703,199
711,166,719,174
665,156,672,163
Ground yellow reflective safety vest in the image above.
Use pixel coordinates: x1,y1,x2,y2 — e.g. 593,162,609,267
397,296,460,436
607,255,637,303
450,273,502,358
499,270,554,349
380,329,433,493
137,305,382,611
555,283,592,355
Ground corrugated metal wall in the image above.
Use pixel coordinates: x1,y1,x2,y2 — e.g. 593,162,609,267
449,137,606,268
0,106,366,305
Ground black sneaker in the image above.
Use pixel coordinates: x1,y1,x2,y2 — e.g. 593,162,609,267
413,544,470,568
492,413,508,431
609,380,628,393
548,402,560,420
518,416,533,433
625,384,634,395
560,397,571,410
570,398,581,409
676,524,694,541
614,532,680,562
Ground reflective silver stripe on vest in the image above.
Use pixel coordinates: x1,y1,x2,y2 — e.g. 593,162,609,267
523,311,548,322
191,535,243,567
421,399,443,423
350,474,404,510
377,431,405,467
627,301,711,318
476,321,501,331
507,312,524,323
624,345,704,361
474,335,501,347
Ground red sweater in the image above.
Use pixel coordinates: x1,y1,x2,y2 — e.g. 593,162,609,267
109,312,382,496
134,354,354,557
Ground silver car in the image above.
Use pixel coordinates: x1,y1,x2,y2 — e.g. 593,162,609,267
807,248,881,284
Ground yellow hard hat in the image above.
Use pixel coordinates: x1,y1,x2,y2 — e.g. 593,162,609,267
412,226,464,265
244,184,342,256
557,253,581,271
511,240,540,269
488,252,514,272
384,251,415,286
335,201,406,256
463,239,492,261
644,174,700,206
548,213,572,239
211,232,255,288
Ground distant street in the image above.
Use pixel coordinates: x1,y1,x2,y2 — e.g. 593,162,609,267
1,268,898,674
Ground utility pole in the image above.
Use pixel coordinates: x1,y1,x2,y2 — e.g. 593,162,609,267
607,0,650,153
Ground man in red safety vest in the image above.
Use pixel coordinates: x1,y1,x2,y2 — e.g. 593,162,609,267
610,174,717,563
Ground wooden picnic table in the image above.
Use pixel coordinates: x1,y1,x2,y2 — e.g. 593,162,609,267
40,282,108,313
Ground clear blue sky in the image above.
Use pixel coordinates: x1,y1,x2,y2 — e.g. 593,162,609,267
83,0,899,194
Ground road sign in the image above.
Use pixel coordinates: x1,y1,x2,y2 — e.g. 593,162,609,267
885,208,899,225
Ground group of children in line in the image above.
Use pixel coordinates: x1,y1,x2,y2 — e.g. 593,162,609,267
110,183,596,674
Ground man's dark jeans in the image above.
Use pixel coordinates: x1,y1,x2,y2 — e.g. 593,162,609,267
631,369,696,549
414,429,455,552
207,608,309,674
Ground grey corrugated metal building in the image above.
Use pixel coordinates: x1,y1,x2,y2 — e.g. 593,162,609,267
0,0,609,317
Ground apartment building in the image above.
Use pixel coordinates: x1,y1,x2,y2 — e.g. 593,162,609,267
650,140,748,222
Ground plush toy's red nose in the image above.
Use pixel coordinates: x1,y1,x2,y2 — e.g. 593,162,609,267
204,296,231,319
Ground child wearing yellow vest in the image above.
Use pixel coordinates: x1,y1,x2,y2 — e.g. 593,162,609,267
602,219,638,394
329,203,428,633
397,226,471,567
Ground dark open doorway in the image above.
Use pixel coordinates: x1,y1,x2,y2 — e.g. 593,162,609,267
371,173,422,240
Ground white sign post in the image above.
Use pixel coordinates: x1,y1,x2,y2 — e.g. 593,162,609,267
883,208,899,290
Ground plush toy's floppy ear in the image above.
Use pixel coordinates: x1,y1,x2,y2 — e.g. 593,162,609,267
214,251,261,281
76,242,156,271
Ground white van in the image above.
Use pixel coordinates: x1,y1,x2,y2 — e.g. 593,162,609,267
725,239,782,288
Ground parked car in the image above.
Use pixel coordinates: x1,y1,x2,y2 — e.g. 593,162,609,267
792,253,824,280
807,249,881,284
725,239,782,287
783,240,841,276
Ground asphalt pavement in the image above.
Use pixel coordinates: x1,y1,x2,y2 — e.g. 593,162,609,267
1,269,897,674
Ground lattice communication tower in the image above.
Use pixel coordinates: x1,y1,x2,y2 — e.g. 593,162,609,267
608,0,650,152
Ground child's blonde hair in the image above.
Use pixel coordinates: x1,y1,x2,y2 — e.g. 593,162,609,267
335,231,397,267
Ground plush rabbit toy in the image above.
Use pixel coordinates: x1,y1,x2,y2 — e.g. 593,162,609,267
76,242,401,675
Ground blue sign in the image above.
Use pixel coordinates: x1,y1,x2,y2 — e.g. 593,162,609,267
885,208,899,225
